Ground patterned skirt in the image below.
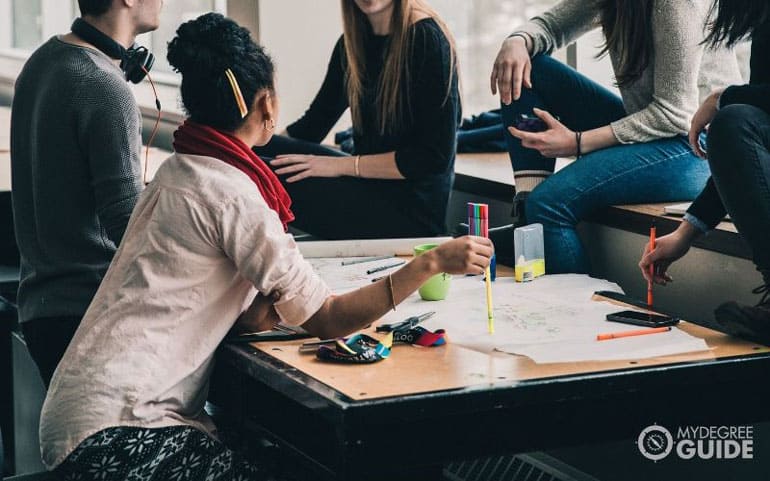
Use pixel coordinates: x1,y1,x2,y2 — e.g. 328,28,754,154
54,426,277,481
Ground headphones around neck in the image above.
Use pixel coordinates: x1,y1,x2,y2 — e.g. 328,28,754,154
71,18,155,84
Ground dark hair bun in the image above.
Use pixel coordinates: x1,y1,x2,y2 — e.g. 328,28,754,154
167,13,252,76
167,12,275,131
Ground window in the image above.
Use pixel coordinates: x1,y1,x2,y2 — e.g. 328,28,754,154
0,0,227,78
431,0,560,116
137,0,227,76
11,0,42,50
0,0,78,53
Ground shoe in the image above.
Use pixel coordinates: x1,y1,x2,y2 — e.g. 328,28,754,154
511,190,529,227
714,284,770,345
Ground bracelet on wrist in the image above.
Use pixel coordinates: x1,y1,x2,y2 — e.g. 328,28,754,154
508,33,531,51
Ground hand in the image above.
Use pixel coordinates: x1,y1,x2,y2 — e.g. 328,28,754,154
491,35,532,104
233,292,281,334
431,236,494,276
689,89,723,158
638,223,699,285
507,108,576,157
271,155,350,183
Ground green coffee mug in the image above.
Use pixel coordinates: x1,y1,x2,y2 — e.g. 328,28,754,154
414,243,451,301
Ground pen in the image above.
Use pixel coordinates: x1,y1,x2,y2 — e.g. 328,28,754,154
485,266,494,334
472,202,495,334
341,255,392,266
648,223,656,308
366,261,406,275
299,338,337,353
596,326,671,341
376,311,436,332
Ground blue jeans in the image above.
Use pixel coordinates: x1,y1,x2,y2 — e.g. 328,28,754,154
501,55,711,273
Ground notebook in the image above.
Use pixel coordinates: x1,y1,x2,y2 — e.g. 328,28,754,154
664,202,730,220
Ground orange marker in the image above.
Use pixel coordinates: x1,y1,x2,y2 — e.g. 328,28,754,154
597,326,671,341
647,224,656,307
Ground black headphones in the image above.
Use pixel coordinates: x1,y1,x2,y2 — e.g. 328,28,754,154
71,18,155,84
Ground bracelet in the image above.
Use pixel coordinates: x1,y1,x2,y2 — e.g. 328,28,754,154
354,155,361,177
387,274,396,311
575,131,583,158
508,33,531,51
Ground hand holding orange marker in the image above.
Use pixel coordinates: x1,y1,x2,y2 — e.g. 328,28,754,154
647,223,656,308
597,326,671,341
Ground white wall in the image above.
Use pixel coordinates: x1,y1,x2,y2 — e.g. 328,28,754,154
258,1,349,133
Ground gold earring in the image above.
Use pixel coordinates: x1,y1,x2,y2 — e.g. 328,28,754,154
264,119,275,132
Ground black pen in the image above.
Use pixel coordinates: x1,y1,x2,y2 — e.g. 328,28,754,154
376,311,436,332
366,261,405,275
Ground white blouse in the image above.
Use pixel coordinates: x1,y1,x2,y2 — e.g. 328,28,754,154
39,152,331,469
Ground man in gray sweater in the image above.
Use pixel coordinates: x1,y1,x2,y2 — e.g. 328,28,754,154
11,0,162,386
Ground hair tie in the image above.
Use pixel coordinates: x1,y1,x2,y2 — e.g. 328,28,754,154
224,68,248,118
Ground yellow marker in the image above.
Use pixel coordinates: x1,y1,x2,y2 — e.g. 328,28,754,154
485,266,495,333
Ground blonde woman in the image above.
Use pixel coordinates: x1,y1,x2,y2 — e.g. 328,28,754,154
256,0,460,239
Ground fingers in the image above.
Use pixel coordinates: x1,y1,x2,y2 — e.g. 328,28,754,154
271,155,306,167
689,129,706,159
523,60,532,89
638,248,655,283
507,126,541,149
512,64,524,101
533,108,558,127
274,163,309,176
490,65,499,95
286,171,312,183
499,64,513,105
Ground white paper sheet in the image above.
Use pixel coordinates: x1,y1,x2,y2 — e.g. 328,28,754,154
306,262,711,363
298,237,452,258
498,328,710,363
308,257,399,293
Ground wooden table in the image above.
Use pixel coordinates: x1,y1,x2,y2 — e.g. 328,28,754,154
210,271,770,480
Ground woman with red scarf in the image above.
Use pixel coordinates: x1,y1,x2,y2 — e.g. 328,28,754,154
37,13,492,481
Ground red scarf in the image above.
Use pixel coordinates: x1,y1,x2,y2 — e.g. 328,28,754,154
173,120,294,231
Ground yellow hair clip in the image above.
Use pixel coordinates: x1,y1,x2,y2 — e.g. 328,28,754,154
224,68,248,118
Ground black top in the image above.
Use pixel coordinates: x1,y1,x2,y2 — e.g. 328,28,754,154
687,24,770,229
286,18,460,236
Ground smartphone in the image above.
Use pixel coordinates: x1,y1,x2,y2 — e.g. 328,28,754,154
606,310,680,328
513,113,548,132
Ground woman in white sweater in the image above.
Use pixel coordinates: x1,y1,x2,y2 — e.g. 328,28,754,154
490,0,743,273
39,13,492,480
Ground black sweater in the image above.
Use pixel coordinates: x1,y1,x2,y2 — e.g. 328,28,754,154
286,18,460,235
687,24,770,229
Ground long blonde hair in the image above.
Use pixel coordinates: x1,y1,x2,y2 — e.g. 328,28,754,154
340,0,457,135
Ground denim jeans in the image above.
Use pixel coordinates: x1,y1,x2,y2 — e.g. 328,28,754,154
707,104,770,282
501,55,711,273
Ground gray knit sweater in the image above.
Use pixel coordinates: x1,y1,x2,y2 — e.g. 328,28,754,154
11,37,143,324
516,0,744,143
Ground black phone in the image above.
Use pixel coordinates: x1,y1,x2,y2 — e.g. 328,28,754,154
513,113,548,132
606,310,680,328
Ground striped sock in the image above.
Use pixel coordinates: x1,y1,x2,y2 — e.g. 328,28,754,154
513,170,552,193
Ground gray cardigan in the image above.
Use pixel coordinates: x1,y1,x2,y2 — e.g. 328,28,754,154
516,0,744,143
